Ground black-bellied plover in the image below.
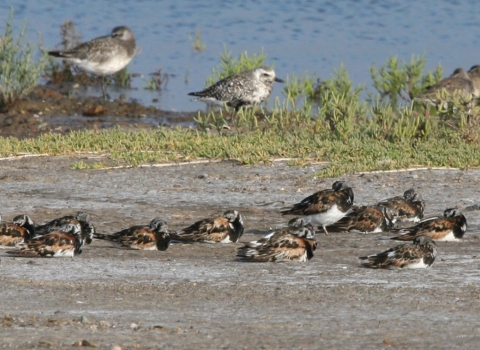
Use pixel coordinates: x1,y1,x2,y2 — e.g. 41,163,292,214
48,26,136,100
468,65,480,97
415,68,475,103
188,66,284,111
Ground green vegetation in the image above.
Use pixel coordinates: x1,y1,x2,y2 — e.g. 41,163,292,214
0,8,47,111
189,29,207,52
1,15,479,176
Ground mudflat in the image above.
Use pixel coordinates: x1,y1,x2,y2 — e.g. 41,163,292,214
0,156,479,349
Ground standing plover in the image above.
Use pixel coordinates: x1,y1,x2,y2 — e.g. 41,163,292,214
93,217,171,251
324,205,396,234
281,181,354,235
468,65,480,97
415,68,475,103
35,212,95,245
359,235,437,269
376,189,425,223
389,208,467,242
171,210,244,243
48,26,136,100
188,66,284,111
236,218,316,262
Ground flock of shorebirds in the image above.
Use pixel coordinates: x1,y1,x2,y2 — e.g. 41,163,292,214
0,181,467,269
47,25,480,109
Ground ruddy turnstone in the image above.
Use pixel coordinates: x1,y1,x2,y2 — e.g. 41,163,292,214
359,235,437,269
188,66,284,111
171,210,244,243
7,223,83,257
376,189,425,223
281,181,354,235
389,208,467,241
35,212,95,244
236,218,316,262
93,217,171,251
0,214,36,247
48,26,136,99
325,205,396,234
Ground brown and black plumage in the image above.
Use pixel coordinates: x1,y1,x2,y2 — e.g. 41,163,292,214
0,214,36,248
94,217,171,251
7,223,83,258
389,208,467,242
171,210,244,243
237,218,316,262
325,205,395,234
35,212,95,245
359,235,437,269
281,181,354,235
376,189,425,223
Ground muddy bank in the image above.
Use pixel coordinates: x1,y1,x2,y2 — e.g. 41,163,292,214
0,84,199,139
0,156,479,348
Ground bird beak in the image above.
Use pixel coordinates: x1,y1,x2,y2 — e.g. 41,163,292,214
274,77,284,83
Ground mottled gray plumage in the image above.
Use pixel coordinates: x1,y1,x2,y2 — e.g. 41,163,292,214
48,26,136,99
415,68,475,103
189,66,284,110
468,65,480,97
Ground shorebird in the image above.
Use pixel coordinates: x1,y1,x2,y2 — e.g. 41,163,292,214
389,208,467,242
48,26,136,100
171,210,244,243
415,68,475,104
325,205,396,234
35,212,95,245
281,181,354,235
7,223,83,257
188,66,284,111
468,65,480,97
376,189,425,223
359,235,437,269
0,214,36,248
236,218,316,262
93,217,171,251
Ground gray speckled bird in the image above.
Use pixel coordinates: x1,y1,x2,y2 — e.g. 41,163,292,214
188,66,284,111
468,65,480,97
415,68,475,103
48,26,136,99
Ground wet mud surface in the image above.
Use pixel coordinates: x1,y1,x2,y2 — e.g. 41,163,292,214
0,85,199,139
1,156,480,349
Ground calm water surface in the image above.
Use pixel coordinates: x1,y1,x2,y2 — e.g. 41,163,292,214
1,0,479,113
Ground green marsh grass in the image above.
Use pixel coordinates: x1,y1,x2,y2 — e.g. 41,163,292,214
0,8,47,111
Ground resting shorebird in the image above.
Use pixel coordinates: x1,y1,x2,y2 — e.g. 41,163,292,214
8,223,83,258
35,212,95,245
359,235,437,269
325,205,396,234
93,217,171,251
389,208,467,242
171,210,244,243
236,218,316,262
0,214,36,248
48,26,136,100
376,189,425,223
188,66,284,111
281,181,354,235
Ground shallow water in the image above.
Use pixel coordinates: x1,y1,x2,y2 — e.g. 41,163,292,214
1,0,480,113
